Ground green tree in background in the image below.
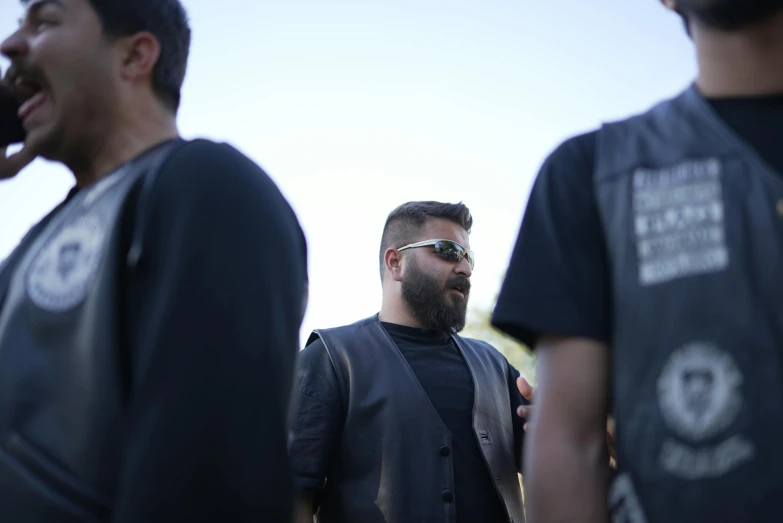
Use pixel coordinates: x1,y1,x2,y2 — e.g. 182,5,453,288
462,302,535,505
462,304,537,386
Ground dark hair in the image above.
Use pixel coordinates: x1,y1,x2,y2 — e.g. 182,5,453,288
93,0,190,112
379,201,473,280
23,0,191,112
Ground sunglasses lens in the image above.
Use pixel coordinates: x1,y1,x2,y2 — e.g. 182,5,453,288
435,240,473,268
434,241,459,262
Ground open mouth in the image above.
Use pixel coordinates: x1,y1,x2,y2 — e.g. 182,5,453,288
10,73,49,123
449,286,468,298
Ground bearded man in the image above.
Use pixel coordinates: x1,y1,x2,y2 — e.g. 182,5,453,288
288,201,532,523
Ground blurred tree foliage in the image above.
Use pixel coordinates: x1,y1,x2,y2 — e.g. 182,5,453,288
462,303,537,386
462,302,535,507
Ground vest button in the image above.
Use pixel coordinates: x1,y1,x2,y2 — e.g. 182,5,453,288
439,445,451,457
441,490,454,503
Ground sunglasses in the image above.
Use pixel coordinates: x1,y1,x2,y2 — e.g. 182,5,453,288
397,239,475,270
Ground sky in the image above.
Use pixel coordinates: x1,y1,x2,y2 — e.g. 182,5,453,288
0,0,698,346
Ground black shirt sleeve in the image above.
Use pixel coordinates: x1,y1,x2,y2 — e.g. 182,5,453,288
507,364,529,473
288,338,344,496
113,140,308,523
491,131,611,348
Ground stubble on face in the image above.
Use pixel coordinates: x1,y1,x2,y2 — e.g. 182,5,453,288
676,0,783,31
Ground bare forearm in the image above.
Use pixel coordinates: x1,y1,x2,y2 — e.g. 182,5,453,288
294,492,315,523
525,437,609,523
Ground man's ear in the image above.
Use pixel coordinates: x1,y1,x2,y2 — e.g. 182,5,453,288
116,32,161,84
384,248,405,282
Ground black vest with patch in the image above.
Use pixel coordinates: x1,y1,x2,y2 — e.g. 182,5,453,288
596,86,783,523
0,140,186,522
308,315,525,523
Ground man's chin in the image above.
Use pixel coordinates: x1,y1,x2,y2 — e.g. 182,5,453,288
445,307,467,333
680,1,783,31
448,291,469,307
23,125,58,159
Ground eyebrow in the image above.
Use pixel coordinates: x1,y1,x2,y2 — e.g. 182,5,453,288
19,0,65,24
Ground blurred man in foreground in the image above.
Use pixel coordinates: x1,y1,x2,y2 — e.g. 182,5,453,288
493,1,783,522
0,0,307,521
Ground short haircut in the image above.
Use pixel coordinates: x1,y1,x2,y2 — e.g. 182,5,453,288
23,0,191,112
379,201,473,280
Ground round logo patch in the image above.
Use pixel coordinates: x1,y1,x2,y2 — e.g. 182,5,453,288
27,215,106,312
657,343,743,442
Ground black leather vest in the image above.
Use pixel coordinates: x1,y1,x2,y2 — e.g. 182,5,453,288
0,140,185,522
309,315,525,523
596,86,783,522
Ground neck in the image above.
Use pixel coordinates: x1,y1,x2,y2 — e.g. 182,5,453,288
66,107,179,188
694,12,783,98
379,289,426,329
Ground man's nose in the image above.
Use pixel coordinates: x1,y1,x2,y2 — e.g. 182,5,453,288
1,29,28,62
455,256,472,278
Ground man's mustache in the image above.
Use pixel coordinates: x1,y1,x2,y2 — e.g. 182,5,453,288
447,277,471,294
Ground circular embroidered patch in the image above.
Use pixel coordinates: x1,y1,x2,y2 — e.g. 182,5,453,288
26,214,106,312
657,342,743,442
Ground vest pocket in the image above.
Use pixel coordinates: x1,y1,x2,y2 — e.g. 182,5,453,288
0,432,110,522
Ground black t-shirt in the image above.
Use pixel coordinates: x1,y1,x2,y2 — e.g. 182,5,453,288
289,321,527,523
0,139,309,522
492,94,783,348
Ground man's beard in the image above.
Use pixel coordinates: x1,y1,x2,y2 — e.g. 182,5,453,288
400,258,470,334
677,0,783,31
